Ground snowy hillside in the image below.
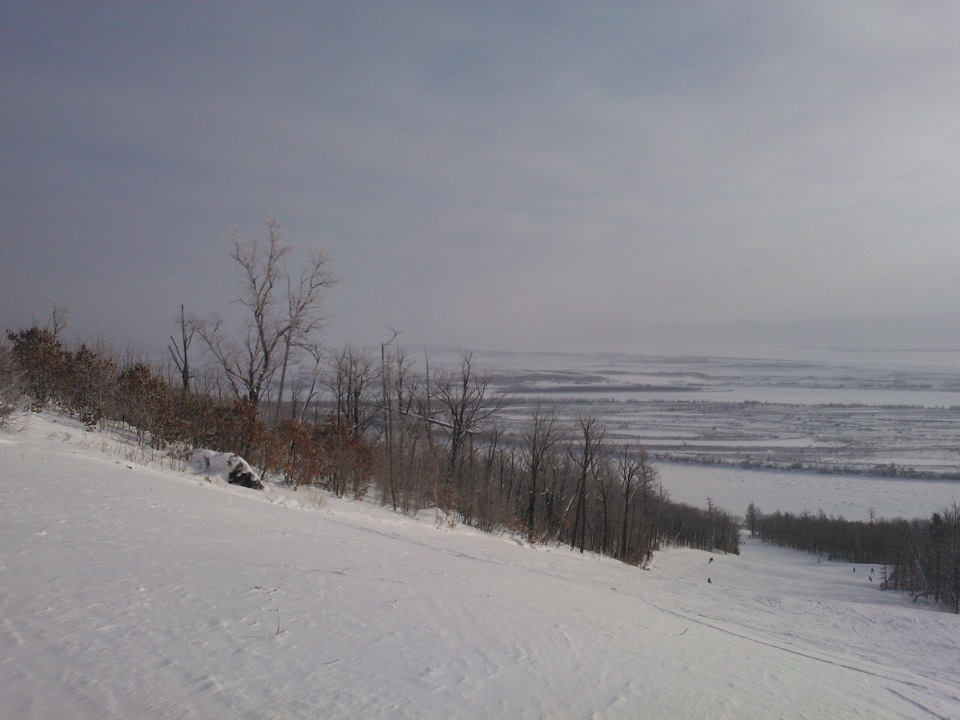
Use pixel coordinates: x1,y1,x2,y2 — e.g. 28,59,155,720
1,414,958,719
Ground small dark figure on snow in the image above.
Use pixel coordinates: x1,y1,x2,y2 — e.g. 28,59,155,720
708,557,713,564
707,577,712,584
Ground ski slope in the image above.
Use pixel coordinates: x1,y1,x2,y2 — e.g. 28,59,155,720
1,414,958,719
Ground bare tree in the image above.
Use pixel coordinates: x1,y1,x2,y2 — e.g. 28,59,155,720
273,241,337,421
292,343,325,423
168,304,195,394
615,442,657,562
521,406,560,537
378,330,403,508
593,455,616,555
377,333,440,513
326,344,377,435
569,414,605,554
195,216,336,410
49,302,69,340
431,350,504,484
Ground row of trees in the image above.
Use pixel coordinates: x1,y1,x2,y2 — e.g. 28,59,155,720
329,338,740,559
4,315,740,564
3,217,739,568
750,504,960,613
5,317,373,496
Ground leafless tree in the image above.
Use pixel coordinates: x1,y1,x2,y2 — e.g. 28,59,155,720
569,414,605,553
168,304,195,394
521,406,561,537
377,333,437,512
618,443,657,563
195,216,336,410
593,455,615,555
326,344,377,435
431,350,505,484
291,343,325,423
48,302,69,339
273,239,337,421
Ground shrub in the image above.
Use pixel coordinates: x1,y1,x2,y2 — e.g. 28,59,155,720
0,341,25,428
6,326,65,409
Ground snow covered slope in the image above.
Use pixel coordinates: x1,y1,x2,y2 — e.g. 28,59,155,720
1,414,958,719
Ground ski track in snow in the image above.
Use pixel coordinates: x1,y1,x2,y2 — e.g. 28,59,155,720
1,413,958,719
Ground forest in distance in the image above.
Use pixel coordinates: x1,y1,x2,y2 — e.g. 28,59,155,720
3,218,959,612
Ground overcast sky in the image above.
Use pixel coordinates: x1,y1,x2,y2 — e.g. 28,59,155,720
3,1,960,355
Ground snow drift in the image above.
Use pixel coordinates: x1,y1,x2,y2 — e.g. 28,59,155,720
188,448,262,489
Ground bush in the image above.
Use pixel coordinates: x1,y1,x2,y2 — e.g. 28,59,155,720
116,363,174,446
0,341,25,428
6,326,65,409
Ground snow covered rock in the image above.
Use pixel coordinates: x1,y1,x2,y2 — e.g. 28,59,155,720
188,449,263,490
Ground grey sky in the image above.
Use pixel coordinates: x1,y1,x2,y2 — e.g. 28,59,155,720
3,1,960,354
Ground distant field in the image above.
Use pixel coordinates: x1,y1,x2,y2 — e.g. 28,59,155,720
429,346,960,519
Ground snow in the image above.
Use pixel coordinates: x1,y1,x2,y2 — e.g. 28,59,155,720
2,413,959,719
187,448,256,485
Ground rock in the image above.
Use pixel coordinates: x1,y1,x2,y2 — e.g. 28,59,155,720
188,449,263,490
228,462,263,490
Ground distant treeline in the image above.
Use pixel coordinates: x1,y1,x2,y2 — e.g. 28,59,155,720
746,503,960,613
507,385,701,394
653,452,960,482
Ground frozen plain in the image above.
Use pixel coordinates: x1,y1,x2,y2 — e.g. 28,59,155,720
2,413,959,719
473,346,960,521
